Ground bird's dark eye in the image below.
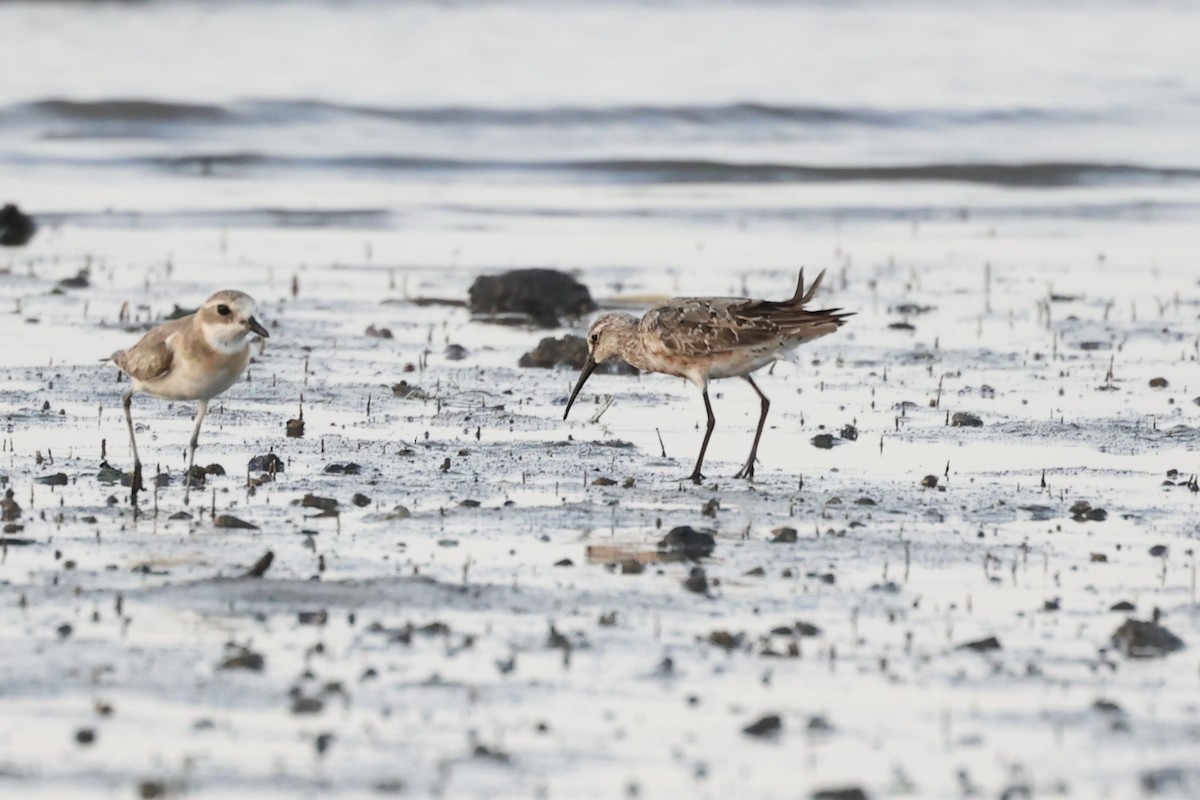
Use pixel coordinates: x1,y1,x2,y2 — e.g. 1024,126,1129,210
216,304,231,317
589,333,599,344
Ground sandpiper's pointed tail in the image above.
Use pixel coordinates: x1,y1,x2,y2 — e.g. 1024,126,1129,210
787,268,826,307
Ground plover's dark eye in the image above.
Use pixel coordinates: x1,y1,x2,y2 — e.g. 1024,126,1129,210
589,333,599,344
216,304,231,317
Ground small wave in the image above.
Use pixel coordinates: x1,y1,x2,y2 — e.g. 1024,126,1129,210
39,207,392,229
22,98,233,123
0,97,1103,130
137,152,1200,187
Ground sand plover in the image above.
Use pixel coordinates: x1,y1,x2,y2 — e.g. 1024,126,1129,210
564,269,850,483
109,290,269,503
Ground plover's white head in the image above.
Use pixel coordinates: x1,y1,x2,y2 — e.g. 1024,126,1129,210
196,290,270,353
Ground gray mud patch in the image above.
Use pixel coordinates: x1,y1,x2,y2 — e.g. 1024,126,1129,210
0,226,1198,799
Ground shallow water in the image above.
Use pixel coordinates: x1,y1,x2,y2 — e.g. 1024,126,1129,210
2,1,1200,798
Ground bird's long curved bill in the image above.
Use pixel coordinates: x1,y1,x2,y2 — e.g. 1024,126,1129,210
248,316,270,338
563,356,598,420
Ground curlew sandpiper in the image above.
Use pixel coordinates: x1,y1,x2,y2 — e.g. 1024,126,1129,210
564,269,850,483
108,290,269,504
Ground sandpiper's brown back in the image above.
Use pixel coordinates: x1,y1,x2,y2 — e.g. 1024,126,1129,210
644,269,852,357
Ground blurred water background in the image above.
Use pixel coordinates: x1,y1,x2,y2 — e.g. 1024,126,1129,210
2,0,1198,236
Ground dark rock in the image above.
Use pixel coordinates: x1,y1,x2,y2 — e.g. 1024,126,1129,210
286,417,305,438
519,335,586,367
75,728,96,745
0,489,19,521
658,526,716,559
444,344,468,361
1110,600,1135,612
0,203,36,247
324,462,361,475
365,324,393,339
795,621,822,637
839,424,858,441
921,475,938,488
214,514,258,530
951,411,983,427
701,498,719,517
1111,619,1185,658
811,433,837,449
391,380,431,399
35,472,69,486
684,566,709,594
301,494,339,514
771,527,798,543
742,714,782,738
468,268,596,328
554,558,574,567
518,334,640,373
244,551,274,578
1149,377,1168,388
812,789,869,800
291,695,324,715
592,476,617,486
59,270,90,289
218,646,264,671
352,493,371,507
958,636,1002,653
248,453,284,473
707,630,744,651
1149,545,1168,558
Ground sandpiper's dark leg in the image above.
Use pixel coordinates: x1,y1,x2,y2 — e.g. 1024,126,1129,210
122,389,144,503
183,399,209,506
734,375,770,480
689,388,716,484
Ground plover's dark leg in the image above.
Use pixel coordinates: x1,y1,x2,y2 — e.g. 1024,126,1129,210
735,375,770,480
122,388,144,502
183,399,209,505
689,388,717,484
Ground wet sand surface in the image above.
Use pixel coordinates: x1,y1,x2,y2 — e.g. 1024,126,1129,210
1,216,1198,798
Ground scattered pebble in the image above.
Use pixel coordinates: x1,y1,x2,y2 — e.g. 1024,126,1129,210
771,527,798,544
958,636,1002,653
214,515,259,530
247,454,284,474
658,526,716,559
742,714,782,738
1111,619,1185,658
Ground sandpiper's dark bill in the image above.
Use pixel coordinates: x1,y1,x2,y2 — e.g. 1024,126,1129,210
563,356,598,419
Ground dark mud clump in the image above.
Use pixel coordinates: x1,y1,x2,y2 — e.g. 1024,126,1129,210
951,411,983,427
658,526,716,559
0,203,36,247
742,714,782,738
519,335,637,373
248,454,284,474
1111,619,1185,658
468,269,596,328
519,336,588,369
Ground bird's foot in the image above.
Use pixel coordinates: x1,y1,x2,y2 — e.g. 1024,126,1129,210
734,463,755,480
687,471,705,485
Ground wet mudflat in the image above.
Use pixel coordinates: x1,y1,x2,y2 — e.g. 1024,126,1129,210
1,217,1198,799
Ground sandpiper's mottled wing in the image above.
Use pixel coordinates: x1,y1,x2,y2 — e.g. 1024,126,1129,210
111,317,190,383
642,271,850,357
